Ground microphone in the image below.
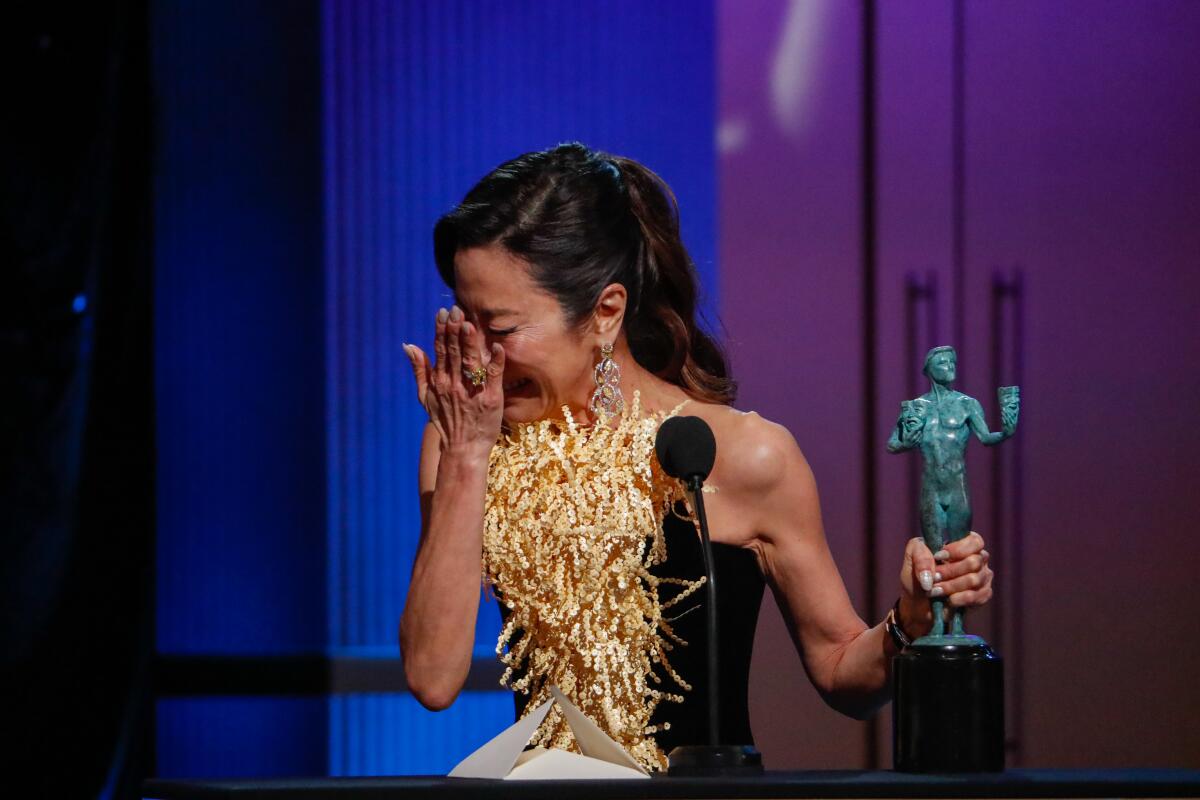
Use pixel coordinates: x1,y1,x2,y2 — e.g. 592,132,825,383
655,416,716,488
654,416,763,775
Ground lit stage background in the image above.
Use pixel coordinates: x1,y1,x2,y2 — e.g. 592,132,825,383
4,1,1198,796
153,0,718,780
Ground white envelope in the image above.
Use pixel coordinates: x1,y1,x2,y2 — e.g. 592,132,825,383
448,685,650,780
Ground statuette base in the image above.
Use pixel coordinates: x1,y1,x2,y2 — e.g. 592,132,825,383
893,640,1005,773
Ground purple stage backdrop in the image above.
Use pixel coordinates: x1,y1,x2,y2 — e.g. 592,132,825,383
720,0,1200,770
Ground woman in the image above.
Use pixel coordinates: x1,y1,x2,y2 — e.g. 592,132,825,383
400,142,993,771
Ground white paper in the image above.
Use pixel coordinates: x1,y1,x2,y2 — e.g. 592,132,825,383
446,697,554,779
548,685,646,773
447,686,650,780
506,747,647,780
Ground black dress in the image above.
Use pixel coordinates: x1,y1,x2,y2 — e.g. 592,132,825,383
500,503,766,755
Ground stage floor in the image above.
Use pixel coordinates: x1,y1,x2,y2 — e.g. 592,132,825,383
144,768,1200,799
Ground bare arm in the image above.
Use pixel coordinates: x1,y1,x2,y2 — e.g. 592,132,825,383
399,424,488,710
399,306,506,710
966,398,1007,446
741,418,995,719
745,423,919,718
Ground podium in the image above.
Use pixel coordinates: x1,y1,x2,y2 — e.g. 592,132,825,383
144,768,1200,799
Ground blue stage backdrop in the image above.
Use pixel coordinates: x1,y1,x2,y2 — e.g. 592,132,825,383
156,0,717,777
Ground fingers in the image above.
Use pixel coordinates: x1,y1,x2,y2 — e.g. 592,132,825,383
932,565,992,599
403,343,431,403
935,549,989,581
445,305,464,382
907,537,937,594
942,530,985,561
433,307,450,384
947,582,993,607
414,305,504,450
459,319,488,392
923,532,995,608
479,343,506,407
426,304,503,403
460,319,485,368
486,342,506,384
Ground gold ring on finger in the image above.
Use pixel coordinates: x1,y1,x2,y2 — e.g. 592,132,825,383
462,365,487,387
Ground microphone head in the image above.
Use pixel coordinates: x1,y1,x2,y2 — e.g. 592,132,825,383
655,415,717,482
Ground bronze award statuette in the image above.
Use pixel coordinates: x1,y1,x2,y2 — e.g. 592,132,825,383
885,346,1020,772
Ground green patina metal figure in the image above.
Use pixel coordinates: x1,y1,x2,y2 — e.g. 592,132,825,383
887,346,1020,644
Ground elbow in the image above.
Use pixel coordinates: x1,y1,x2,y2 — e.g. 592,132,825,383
811,665,859,719
818,685,888,721
810,638,890,721
408,679,461,712
399,623,463,712
401,649,464,711
834,694,888,721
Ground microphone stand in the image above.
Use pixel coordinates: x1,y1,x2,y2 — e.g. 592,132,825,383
688,474,721,748
665,474,763,776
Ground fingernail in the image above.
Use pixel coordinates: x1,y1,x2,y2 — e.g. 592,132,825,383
935,572,943,582
930,586,945,597
919,571,933,592
437,308,448,322
450,305,463,321
934,549,949,560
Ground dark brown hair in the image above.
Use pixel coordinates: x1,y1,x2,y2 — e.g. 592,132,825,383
433,142,735,405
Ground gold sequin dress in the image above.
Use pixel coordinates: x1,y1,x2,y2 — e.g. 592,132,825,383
480,391,768,772
481,391,708,772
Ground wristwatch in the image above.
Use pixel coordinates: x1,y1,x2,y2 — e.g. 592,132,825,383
885,598,912,650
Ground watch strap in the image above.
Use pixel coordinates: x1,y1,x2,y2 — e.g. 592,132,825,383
885,598,912,650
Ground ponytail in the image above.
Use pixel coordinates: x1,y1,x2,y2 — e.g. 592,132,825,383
609,156,736,405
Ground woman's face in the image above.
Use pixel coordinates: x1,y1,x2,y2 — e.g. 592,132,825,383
452,243,597,424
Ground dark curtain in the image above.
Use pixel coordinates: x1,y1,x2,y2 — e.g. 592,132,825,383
1,1,153,796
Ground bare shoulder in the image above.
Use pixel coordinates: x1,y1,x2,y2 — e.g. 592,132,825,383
686,404,811,497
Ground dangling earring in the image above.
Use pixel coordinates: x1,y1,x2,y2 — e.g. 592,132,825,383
589,342,625,422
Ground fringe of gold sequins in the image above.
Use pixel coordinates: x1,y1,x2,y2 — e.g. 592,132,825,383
482,391,705,772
